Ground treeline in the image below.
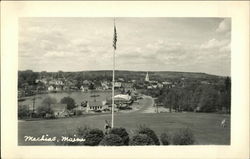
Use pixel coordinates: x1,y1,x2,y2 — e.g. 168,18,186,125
143,77,231,113
18,70,222,85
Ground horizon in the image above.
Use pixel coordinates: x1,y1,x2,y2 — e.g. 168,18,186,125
19,18,231,76
18,69,229,77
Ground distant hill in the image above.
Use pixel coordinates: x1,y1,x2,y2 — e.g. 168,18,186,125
61,70,224,82
19,70,226,82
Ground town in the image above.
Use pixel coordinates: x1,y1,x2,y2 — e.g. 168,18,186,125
18,70,230,119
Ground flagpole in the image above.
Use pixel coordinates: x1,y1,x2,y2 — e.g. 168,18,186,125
112,46,115,128
111,19,116,128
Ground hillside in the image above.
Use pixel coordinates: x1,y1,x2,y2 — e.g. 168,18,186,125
60,70,224,81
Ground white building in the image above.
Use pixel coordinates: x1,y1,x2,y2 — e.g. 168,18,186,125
86,100,107,112
48,85,54,91
145,72,150,82
114,82,122,88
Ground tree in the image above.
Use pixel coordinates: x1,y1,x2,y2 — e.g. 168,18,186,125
42,96,57,107
224,77,231,113
197,85,218,112
37,96,57,118
88,82,95,90
60,97,76,110
18,70,39,86
162,89,178,112
18,105,30,119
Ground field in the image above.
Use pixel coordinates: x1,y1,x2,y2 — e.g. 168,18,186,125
18,112,230,145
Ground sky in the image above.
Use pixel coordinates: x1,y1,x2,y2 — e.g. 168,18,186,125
19,18,231,76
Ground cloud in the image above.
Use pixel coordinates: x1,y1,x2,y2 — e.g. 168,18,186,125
200,38,230,50
216,19,231,33
219,43,231,52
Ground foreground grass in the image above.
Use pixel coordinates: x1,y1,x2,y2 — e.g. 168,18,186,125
18,112,230,145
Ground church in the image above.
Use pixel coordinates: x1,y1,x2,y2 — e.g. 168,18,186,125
145,72,149,82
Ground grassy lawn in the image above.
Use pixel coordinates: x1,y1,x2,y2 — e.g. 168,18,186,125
18,112,230,145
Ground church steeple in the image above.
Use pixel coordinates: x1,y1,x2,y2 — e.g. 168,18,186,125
145,72,149,82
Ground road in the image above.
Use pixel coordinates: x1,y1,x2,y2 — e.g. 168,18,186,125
134,96,155,113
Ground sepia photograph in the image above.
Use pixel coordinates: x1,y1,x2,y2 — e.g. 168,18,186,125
1,1,249,159
18,17,231,146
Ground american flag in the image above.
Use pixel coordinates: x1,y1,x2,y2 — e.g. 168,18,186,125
113,24,117,50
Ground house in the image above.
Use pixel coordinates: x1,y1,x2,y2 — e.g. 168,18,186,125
152,83,158,88
162,81,173,88
107,94,132,106
201,81,210,85
147,86,153,89
162,81,172,85
80,85,89,92
131,80,136,83
48,80,57,85
51,104,69,118
157,83,164,88
114,82,122,88
48,85,55,91
55,85,63,91
55,80,64,85
122,82,134,93
118,78,125,82
122,82,133,88
86,100,106,112
101,81,110,90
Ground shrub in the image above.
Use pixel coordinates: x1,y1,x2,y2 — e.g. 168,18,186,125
160,132,171,145
84,129,104,146
76,126,90,136
18,105,30,119
99,134,124,146
129,134,155,145
110,127,129,145
172,128,195,145
138,126,160,145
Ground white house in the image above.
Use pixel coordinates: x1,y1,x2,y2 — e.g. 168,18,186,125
114,82,122,88
162,81,172,85
80,85,88,92
101,81,109,90
157,83,164,88
48,85,54,91
86,100,106,112
147,86,153,89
